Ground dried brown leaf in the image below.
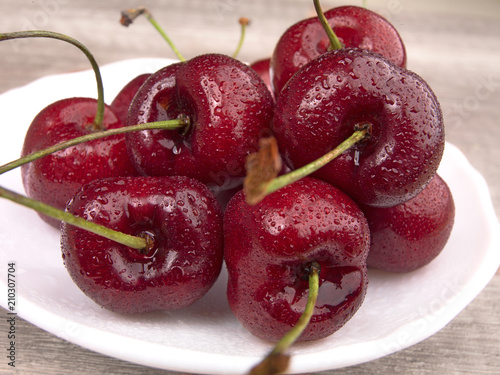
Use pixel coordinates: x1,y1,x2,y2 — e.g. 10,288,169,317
244,137,282,205
248,352,290,375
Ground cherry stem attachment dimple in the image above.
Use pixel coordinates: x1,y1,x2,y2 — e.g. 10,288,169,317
232,17,250,59
313,0,343,50
120,7,186,61
248,263,321,375
0,30,106,131
245,122,371,205
0,117,190,176
0,185,147,250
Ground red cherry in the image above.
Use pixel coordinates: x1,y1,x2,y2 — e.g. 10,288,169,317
224,177,370,342
323,6,406,67
270,5,406,96
110,73,151,124
361,174,455,272
272,48,444,207
249,57,274,101
61,175,224,314
21,98,137,227
125,53,274,192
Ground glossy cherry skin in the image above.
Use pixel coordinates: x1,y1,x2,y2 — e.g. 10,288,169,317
61,175,224,314
126,53,274,192
272,48,444,208
361,174,455,273
224,177,370,342
249,57,274,100
270,5,406,96
21,98,137,227
110,73,150,124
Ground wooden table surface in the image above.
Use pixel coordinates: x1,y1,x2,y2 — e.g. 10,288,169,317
0,0,499,374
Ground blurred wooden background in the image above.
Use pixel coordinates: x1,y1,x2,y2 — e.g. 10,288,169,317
0,0,499,374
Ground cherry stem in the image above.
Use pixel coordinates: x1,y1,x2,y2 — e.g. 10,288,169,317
0,185,147,250
120,7,186,62
248,123,371,205
232,17,250,59
0,30,106,131
0,117,189,176
249,263,320,375
313,0,343,50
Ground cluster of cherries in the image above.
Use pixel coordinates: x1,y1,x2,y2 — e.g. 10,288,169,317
0,2,455,373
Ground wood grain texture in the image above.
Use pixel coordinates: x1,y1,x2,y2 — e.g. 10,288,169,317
1,0,499,374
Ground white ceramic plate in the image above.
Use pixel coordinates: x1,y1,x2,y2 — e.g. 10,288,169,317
1,59,499,374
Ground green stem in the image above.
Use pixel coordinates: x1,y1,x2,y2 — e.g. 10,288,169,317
0,185,147,250
0,118,189,175
0,30,106,130
232,17,249,59
313,0,343,50
120,7,186,61
272,264,320,353
263,123,371,199
148,16,186,61
249,263,321,375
